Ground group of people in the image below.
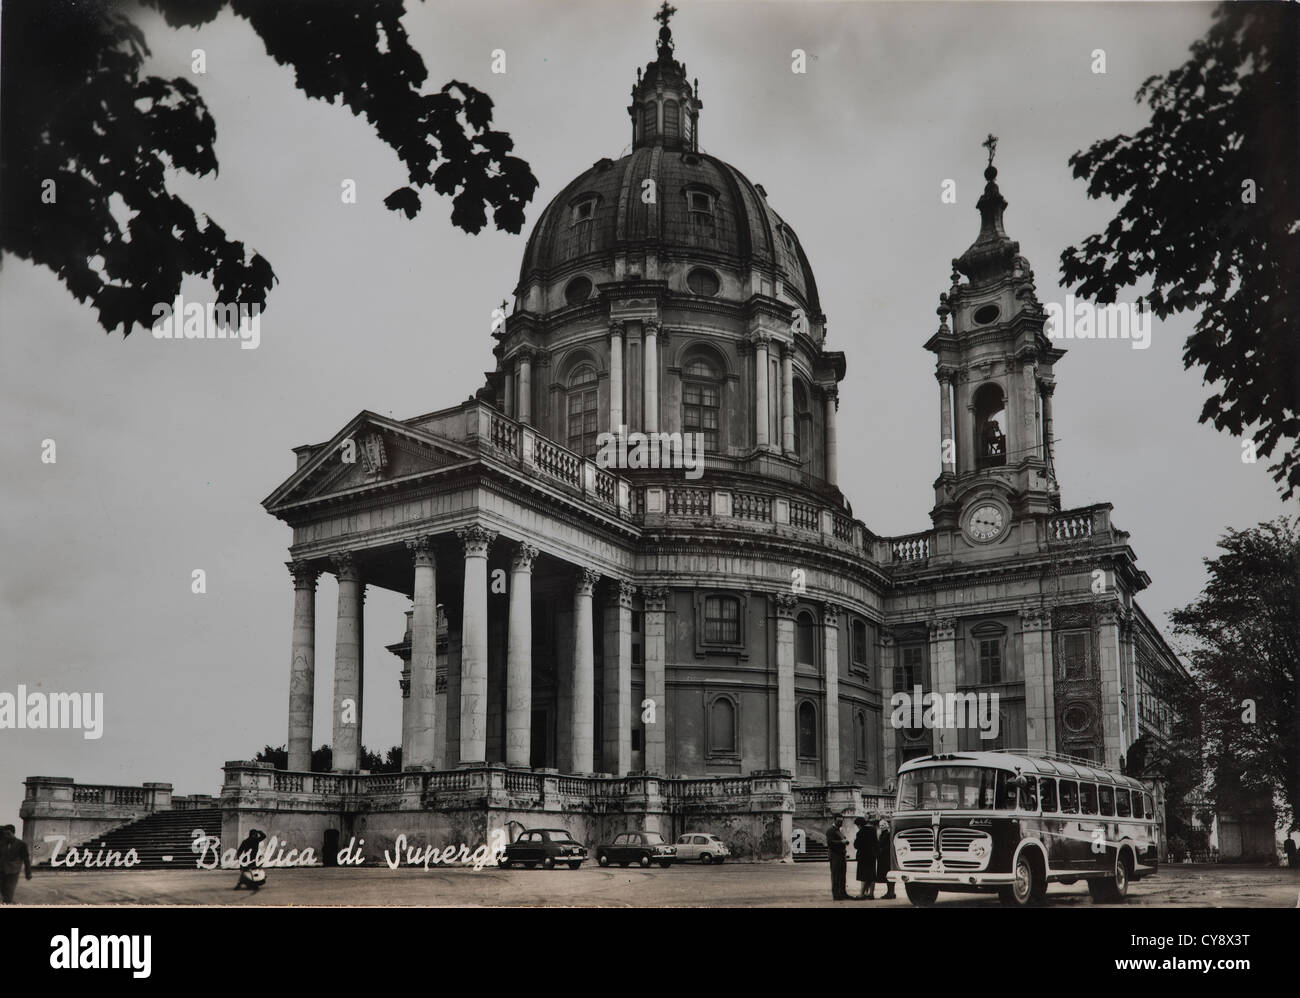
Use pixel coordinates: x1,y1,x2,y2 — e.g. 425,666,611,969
825,813,895,901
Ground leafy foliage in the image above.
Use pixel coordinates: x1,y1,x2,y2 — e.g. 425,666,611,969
254,743,401,773
0,0,537,335
1061,4,1299,498
1169,518,1299,831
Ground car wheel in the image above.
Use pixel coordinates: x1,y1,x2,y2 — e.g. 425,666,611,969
567,862,582,870
497,857,511,869
905,884,939,907
638,853,652,868
658,861,672,869
1089,852,1130,903
597,853,610,867
542,856,555,870
1000,854,1038,906
700,852,713,865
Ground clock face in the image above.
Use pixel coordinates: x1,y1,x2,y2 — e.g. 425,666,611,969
967,503,1006,542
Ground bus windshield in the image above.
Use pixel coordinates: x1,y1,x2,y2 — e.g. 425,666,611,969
896,766,1014,811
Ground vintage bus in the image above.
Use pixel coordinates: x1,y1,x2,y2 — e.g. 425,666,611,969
886,750,1159,906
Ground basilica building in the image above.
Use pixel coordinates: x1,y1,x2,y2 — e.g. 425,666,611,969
237,14,1190,858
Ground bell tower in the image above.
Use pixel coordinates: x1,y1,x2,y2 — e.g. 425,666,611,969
926,137,1064,548
629,3,702,152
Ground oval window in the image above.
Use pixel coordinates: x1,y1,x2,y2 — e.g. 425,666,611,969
564,276,592,306
973,304,1000,324
686,268,720,296
1063,703,1091,734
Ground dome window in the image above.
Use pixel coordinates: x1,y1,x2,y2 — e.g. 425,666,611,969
973,303,1000,324
564,276,593,306
686,267,720,296
571,198,597,225
688,190,713,215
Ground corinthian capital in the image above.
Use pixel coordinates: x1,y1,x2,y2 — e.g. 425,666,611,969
608,319,626,338
575,568,601,597
642,586,671,611
456,525,495,559
608,579,636,609
330,552,360,582
510,542,540,573
775,592,798,619
405,535,436,567
287,560,321,591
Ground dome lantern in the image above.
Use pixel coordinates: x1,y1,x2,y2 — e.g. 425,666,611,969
628,3,702,152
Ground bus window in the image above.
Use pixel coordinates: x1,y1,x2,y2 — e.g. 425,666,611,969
1080,783,1098,815
1116,789,1132,818
1059,780,1079,814
1039,777,1058,813
1099,785,1115,816
898,766,1004,811
1143,793,1154,820
997,771,1019,809
1018,776,1038,812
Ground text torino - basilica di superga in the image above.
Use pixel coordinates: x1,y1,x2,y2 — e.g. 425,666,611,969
213,12,1188,860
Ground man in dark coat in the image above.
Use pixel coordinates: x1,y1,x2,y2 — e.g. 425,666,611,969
826,815,850,900
233,829,267,891
0,825,32,904
853,817,878,898
877,818,896,898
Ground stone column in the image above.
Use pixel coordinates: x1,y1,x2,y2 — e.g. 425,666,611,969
609,320,625,432
506,542,538,768
286,561,320,773
504,365,514,419
775,593,797,773
405,536,438,769
824,387,839,485
880,628,896,782
643,320,659,433
780,341,795,454
1019,356,1039,460
938,368,956,474
822,604,841,783
517,349,533,427
1041,380,1055,470
331,553,365,772
571,568,600,774
1098,607,1124,769
1020,608,1055,755
929,617,958,753
457,525,495,764
754,333,771,450
603,580,635,775
642,586,670,774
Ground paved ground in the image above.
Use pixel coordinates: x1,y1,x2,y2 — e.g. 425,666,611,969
9,862,1298,907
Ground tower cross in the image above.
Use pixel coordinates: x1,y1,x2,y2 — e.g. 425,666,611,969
983,133,998,167
655,3,677,30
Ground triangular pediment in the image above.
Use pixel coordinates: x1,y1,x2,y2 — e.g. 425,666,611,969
263,412,475,514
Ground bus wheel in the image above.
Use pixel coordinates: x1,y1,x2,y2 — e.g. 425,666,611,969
905,884,938,907
1089,852,1130,903
1000,854,1038,906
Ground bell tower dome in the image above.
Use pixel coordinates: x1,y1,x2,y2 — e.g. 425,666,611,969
926,136,1065,547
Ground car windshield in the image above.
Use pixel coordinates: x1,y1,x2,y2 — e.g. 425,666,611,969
544,830,577,843
897,766,1012,810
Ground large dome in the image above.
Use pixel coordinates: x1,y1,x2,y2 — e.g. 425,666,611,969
517,148,822,315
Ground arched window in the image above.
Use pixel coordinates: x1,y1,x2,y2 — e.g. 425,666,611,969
566,364,599,458
793,381,812,458
797,701,818,758
851,619,868,669
973,382,1007,468
708,697,736,755
663,99,680,138
642,103,657,140
682,356,720,452
796,610,816,666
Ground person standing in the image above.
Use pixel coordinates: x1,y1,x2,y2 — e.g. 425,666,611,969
0,825,32,904
877,818,896,899
826,815,850,901
853,817,877,898
233,829,267,891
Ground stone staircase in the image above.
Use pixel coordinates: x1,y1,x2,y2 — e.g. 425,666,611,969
43,808,222,870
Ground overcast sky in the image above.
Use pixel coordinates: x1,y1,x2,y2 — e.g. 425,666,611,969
1,0,1287,826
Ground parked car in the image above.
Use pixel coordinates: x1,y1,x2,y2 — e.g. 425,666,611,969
673,833,730,864
596,830,677,868
499,828,588,869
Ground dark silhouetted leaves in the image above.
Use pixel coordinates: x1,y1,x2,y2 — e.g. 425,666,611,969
1060,3,1300,499
0,0,538,336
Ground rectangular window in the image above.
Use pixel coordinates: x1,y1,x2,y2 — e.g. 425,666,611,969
704,595,740,644
632,611,642,633
1080,782,1098,815
1099,785,1115,817
1018,776,1038,812
895,646,923,690
631,728,642,751
1142,793,1153,820
852,619,868,666
1059,780,1079,814
1116,789,1132,818
1039,777,1058,813
978,638,1002,684
631,644,642,665
1060,631,1089,680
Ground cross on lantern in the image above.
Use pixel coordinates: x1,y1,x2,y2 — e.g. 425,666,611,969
983,133,998,167
655,3,677,30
